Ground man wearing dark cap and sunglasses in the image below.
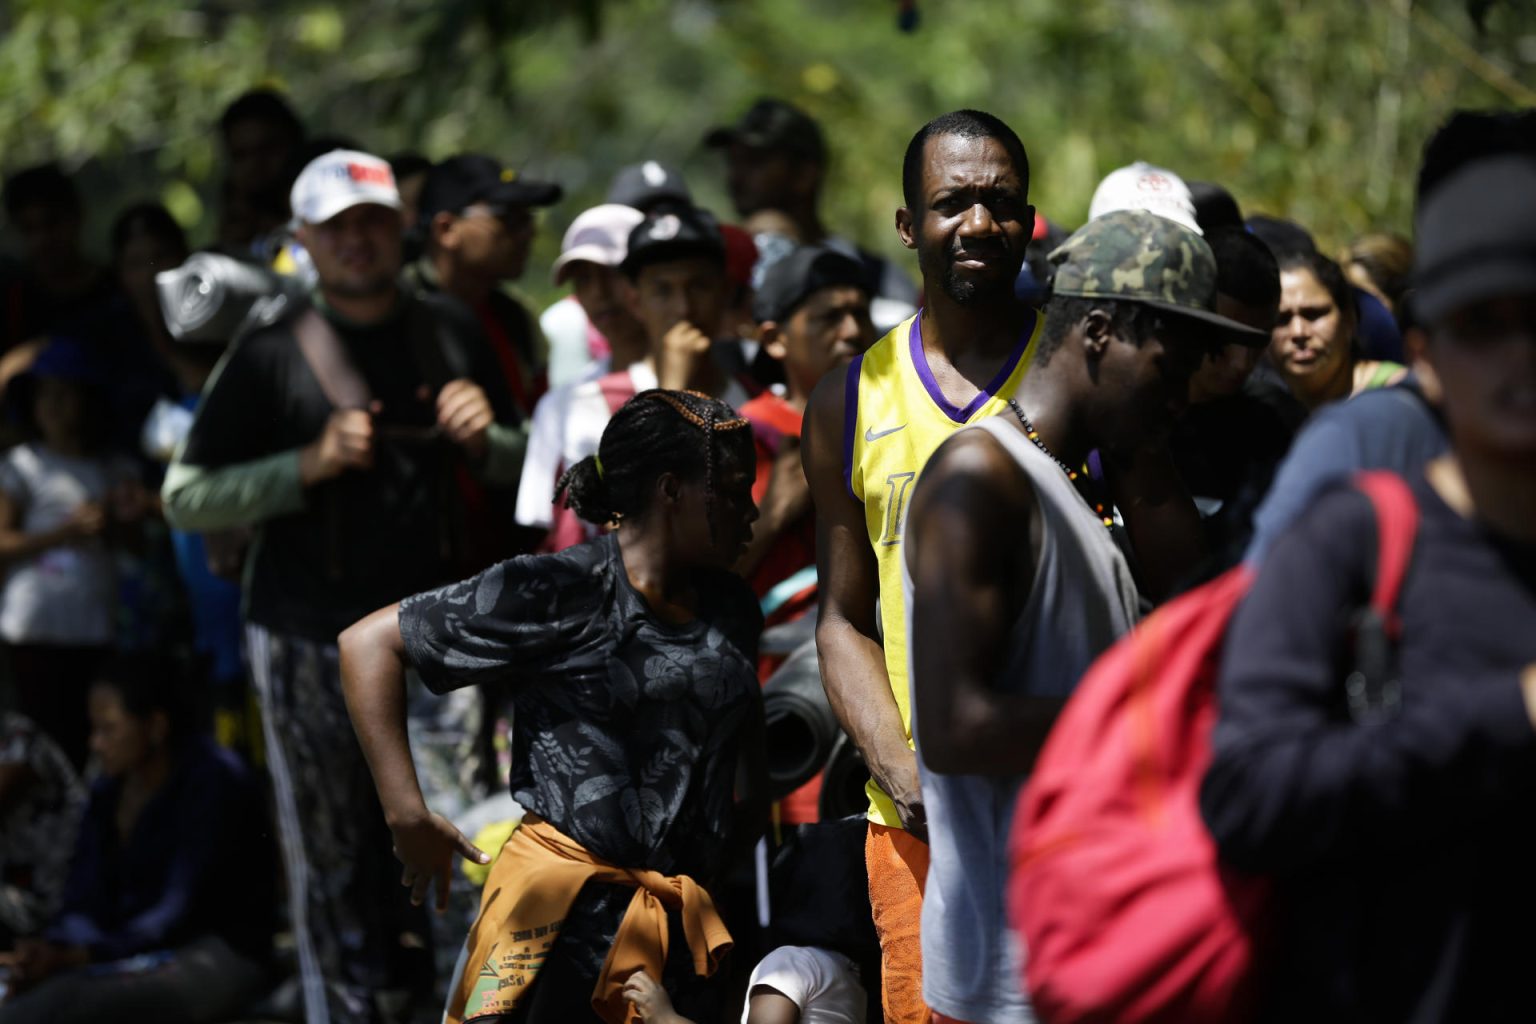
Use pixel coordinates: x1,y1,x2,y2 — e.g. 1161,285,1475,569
706,98,919,333
1201,109,1536,1023
408,154,563,424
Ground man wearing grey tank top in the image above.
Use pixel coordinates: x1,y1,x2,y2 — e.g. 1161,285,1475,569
905,210,1268,1023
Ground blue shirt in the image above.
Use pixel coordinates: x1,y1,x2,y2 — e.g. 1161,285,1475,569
47,739,274,962
1246,383,1447,564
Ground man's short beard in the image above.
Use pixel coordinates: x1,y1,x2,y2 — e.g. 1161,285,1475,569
941,265,1009,306
322,272,396,299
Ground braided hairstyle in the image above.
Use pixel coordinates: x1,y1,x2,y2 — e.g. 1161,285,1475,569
557,389,754,534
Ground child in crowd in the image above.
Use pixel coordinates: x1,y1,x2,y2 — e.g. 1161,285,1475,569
0,337,147,768
624,944,867,1024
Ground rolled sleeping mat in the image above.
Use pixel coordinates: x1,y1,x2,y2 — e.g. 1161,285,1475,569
155,251,303,347
818,732,873,822
762,638,842,800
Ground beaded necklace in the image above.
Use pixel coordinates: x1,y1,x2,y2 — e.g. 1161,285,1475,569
1005,398,1115,530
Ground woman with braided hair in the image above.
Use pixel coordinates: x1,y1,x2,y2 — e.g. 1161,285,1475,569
339,388,766,1023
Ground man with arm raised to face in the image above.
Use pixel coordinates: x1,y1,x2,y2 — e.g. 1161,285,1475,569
800,109,1041,1024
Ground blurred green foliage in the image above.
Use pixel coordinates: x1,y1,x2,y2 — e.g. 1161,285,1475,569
0,0,1532,306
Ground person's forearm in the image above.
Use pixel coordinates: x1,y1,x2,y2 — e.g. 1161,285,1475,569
1203,666,1536,874
0,525,76,563
338,607,429,826
816,616,914,791
161,451,307,532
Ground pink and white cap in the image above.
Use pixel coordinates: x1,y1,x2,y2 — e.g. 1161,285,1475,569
290,149,403,226
1088,161,1202,235
551,204,646,285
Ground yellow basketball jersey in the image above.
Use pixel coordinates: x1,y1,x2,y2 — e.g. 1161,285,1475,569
847,311,1042,825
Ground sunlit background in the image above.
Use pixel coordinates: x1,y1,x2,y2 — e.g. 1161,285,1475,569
1,0,1533,306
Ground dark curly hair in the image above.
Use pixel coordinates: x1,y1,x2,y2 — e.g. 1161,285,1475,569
557,389,754,532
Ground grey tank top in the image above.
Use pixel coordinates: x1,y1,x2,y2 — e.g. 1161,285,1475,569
906,415,1142,1023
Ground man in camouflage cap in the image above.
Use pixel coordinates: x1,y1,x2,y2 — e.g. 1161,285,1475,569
1047,208,1269,349
903,208,1261,1023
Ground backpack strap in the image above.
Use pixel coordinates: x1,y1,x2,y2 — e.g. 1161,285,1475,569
1353,470,1420,640
293,306,371,409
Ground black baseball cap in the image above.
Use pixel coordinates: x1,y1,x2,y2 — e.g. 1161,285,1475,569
607,161,693,212
753,245,867,323
621,205,726,277
1414,154,1536,325
704,98,826,162
418,154,562,221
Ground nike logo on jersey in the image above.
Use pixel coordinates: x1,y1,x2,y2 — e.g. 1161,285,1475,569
864,423,907,442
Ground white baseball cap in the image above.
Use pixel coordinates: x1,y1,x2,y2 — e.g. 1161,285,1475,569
290,149,403,226
550,204,646,285
1088,161,1202,235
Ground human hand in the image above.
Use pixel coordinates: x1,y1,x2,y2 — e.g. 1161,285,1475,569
622,970,684,1024
657,321,713,391
388,810,490,911
299,409,374,485
877,751,928,844
436,379,494,462
10,938,86,987
60,502,107,541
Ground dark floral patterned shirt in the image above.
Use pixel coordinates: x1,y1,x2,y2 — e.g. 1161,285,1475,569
399,533,763,881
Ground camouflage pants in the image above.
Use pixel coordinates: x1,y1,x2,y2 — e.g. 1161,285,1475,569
245,624,431,1024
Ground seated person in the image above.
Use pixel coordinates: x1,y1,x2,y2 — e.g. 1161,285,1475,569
0,658,274,1024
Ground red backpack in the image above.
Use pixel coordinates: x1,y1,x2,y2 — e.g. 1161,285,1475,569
1006,471,1419,1024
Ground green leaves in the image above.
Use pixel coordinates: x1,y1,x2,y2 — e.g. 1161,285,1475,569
2,0,1533,304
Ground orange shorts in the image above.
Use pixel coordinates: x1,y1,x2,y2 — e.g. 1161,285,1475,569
866,822,932,1024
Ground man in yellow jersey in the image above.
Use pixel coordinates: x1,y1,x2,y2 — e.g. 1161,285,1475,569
802,109,1041,1024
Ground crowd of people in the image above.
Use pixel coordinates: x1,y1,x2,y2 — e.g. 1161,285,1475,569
0,83,1530,1024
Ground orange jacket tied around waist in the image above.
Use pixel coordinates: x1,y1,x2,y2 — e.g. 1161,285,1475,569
449,815,734,1024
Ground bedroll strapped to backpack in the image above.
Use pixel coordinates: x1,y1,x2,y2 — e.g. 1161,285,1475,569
1006,471,1419,1024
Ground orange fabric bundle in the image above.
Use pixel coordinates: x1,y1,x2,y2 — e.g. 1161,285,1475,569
449,815,733,1024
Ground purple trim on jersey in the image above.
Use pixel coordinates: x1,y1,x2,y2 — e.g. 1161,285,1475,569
1087,448,1105,482
843,353,864,501
909,309,1038,423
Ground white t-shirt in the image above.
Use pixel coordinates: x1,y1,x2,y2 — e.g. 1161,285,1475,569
0,442,127,645
539,294,606,391
742,946,866,1024
514,361,752,531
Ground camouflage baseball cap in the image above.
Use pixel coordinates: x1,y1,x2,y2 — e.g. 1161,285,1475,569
1049,209,1269,347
